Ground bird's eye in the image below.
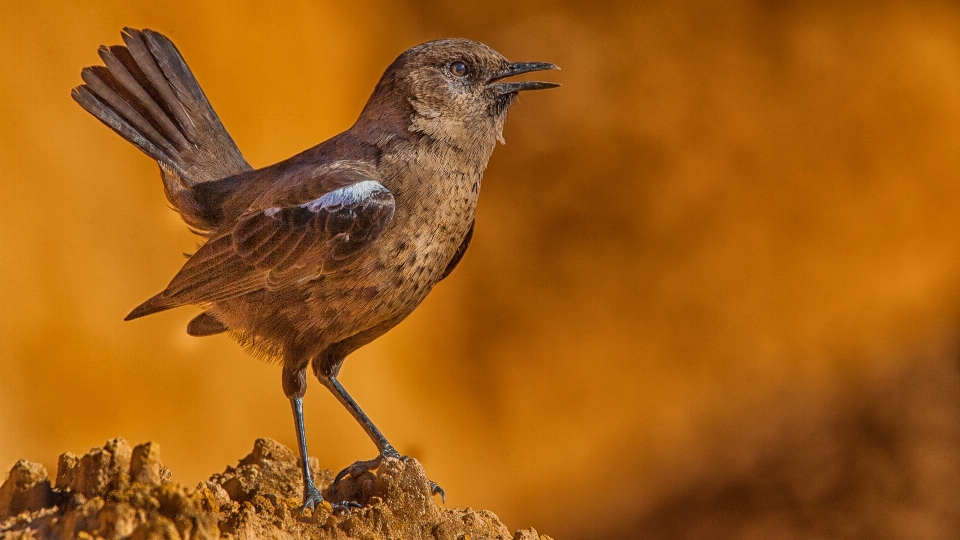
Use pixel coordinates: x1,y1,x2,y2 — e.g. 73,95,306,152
450,61,468,77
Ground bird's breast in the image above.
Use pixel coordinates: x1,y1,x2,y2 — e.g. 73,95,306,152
365,159,482,311
286,142,487,349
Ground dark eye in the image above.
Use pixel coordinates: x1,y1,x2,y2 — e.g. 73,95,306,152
450,61,468,77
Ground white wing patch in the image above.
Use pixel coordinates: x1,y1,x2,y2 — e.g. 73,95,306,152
304,180,388,211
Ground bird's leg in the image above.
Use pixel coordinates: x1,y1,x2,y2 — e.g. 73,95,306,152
319,375,446,502
284,366,360,516
321,375,398,456
289,395,324,514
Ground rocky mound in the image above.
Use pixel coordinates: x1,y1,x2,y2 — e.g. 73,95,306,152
0,438,550,540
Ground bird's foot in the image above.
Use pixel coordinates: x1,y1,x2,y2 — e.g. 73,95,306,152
332,454,388,489
299,484,325,517
299,483,360,519
429,480,446,503
331,450,446,504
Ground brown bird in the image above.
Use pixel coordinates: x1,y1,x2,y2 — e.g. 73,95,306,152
72,28,558,512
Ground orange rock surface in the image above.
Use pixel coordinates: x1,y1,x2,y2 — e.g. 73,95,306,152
0,438,551,540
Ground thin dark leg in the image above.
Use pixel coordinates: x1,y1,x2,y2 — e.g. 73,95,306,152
320,376,400,457
290,396,323,512
320,375,445,502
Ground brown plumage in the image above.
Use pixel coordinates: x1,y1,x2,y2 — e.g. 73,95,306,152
73,28,558,512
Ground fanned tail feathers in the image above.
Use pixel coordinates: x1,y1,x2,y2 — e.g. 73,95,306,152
72,28,252,231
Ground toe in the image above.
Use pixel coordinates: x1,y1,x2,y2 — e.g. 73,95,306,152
332,455,386,489
332,466,352,488
299,485,326,517
331,500,363,514
430,481,446,504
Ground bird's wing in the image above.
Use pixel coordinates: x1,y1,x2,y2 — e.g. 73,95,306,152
126,165,395,320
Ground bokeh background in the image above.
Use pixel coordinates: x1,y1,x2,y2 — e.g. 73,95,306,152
3,0,960,538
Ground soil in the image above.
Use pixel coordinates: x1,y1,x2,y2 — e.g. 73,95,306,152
0,438,551,540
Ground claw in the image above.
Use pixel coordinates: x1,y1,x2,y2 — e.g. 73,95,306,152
397,455,446,503
332,466,351,488
332,455,384,491
330,500,363,514
299,484,326,518
431,480,446,504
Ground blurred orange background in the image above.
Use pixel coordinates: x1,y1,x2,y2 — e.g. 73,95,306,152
3,1,960,538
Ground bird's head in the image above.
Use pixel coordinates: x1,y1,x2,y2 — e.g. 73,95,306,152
358,39,559,150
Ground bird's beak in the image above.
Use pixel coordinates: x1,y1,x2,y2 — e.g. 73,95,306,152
487,62,560,95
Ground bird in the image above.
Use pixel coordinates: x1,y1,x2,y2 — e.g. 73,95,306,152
72,28,558,513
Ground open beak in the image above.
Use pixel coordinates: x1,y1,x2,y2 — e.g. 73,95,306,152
487,62,560,95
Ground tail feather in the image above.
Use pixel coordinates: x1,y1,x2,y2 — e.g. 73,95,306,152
136,30,212,128
98,43,189,150
71,85,174,166
79,65,178,159
73,27,253,232
119,31,201,146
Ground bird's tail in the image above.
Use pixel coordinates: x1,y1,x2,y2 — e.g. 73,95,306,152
72,28,251,232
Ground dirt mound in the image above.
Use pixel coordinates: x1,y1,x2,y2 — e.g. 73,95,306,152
0,438,551,540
